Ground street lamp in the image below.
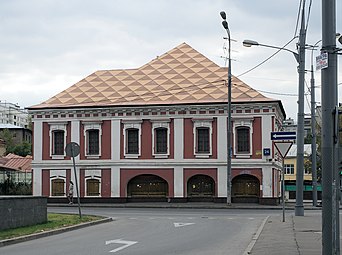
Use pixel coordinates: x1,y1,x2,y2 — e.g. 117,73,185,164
242,40,299,62
309,40,320,208
220,11,232,205
243,38,306,217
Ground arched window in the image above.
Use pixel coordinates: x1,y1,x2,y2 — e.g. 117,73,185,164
232,174,260,197
127,175,168,197
187,175,215,197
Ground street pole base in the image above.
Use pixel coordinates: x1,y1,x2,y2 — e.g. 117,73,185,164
295,205,304,216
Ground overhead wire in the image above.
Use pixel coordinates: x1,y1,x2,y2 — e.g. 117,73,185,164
236,36,298,78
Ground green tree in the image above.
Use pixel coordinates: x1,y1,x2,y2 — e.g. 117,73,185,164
0,129,15,154
13,141,32,157
0,129,32,156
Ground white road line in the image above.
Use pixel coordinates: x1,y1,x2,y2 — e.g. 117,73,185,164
105,239,138,253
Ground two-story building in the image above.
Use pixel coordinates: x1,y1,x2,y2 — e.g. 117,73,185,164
28,43,285,204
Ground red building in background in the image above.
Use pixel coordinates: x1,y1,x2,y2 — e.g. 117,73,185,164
28,43,285,204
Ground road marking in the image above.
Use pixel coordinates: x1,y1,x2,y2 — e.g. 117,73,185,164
105,239,138,253
174,222,195,228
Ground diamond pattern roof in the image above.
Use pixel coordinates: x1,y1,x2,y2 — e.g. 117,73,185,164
30,43,274,109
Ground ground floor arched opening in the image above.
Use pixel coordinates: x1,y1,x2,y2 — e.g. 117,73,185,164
187,174,215,202
127,174,168,198
232,174,260,203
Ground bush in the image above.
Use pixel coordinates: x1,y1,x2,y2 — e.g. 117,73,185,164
0,181,32,195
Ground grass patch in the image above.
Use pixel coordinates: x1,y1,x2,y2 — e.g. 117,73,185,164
0,213,103,240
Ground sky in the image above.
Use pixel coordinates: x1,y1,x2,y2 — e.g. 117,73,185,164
0,0,341,120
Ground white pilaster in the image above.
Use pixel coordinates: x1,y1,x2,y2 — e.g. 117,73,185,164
217,166,227,197
262,115,272,160
111,120,121,160
33,121,43,161
32,168,42,196
71,120,80,160
174,118,183,160
173,167,183,197
111,166,120,197
217,116,227,161
262,166,273,197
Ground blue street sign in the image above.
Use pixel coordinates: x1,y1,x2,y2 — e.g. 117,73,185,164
263,148,271,156
271,131,296,141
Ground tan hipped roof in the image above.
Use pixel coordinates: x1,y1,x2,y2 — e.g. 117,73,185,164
30,43,274,109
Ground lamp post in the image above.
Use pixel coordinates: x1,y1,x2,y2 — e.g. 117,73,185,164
243,37,306,217
220,11,232,205
309,40,320,207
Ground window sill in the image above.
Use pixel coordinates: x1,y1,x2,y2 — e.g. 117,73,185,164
124,154,140,159
235,155,251,159
86,155,100,159
195,154,210,158
153,154,169,159
51,155,65,160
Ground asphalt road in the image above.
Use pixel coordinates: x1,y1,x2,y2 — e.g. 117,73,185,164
1,208,283,255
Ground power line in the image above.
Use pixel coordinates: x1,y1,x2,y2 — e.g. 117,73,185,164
236,37,298,78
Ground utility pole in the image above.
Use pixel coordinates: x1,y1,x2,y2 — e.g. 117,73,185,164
310,56,317,207
295,0,306,217
321,0,338,254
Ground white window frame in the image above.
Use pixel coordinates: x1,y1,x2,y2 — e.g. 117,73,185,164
84,169,102,197
123,120,142,158
49,122,68,159
192,118,213,158
151,119,170,158
284,164,295,175
83,121,102,158
49,170,66,197
233,118,253,158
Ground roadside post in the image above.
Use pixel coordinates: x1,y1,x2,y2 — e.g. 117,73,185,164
271,131,296,222
65,142,82,218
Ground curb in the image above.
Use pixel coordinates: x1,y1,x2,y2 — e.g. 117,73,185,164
0,217,113,247
48,203,323,210
242,216,270,255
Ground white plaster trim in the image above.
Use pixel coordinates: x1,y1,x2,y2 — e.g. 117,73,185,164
192,119,213,157
151,120,170,158
111,166,120,197
49,122,67,158
83,121,102,158
49,169,66,197
123,120,142,158
84,169,102,197
233,118,253,157
174,118,183,160
33,168,42,196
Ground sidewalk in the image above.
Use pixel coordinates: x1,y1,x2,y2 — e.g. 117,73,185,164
249,212,342,255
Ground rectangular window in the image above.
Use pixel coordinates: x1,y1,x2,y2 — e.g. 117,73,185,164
86,179,100,196
197,127,210,153
88,129,99,155
236,127,250,153
51,179,65,196
127,129,139,154
155,128,167,154
284,164,295,175
53,130,65,155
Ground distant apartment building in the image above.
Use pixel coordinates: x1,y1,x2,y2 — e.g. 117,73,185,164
282,116,314,139
0,101,29,128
